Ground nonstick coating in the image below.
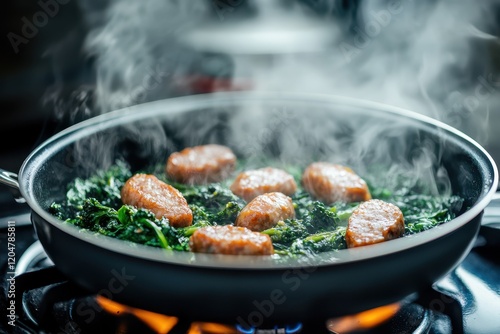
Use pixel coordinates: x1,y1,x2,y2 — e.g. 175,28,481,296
19,92,497,323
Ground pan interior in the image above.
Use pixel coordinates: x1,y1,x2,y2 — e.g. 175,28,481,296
20,93,498,268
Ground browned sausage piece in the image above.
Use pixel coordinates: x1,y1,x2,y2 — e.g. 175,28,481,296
121,174,193,227
166,144,236,184
235,192,295,232
230,167,297,202
189,225,274,255
345,199,404,248
302,162,371,204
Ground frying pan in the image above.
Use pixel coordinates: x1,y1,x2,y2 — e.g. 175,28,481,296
1,92,497,325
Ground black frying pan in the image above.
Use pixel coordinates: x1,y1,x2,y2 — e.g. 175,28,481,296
1,92,497,325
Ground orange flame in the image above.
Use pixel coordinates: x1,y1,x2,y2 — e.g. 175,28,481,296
97,296,400,333
96,296,178,334
327,303,401,333
187,322,238,334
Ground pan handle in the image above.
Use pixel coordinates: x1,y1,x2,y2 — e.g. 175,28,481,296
0,168,26,203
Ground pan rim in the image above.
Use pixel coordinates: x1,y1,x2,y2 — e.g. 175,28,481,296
19,91,499,269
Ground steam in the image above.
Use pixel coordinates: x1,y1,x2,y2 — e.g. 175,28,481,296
72,0,500,196
83,0,211,112
233,0,500,139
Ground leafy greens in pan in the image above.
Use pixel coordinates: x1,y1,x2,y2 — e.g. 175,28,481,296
49,160,463,256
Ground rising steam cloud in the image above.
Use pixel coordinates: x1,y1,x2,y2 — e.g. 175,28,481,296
83,0,499,140
77,0,499,195
83,0,211,112
231,0,499,142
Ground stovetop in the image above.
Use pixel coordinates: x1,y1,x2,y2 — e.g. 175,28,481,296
1,208,500,334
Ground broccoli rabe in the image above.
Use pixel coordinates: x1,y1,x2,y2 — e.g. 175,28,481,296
290,228,347,254
66,198,172,249
305,201,338,230
58,197,212,251
49,160,464,256
213,201,243,225
68,160,132,208
291,190,339,231
261,219,310,246
392,194,464,234
50,160,132,219
182,184,243,210
180,184,244,225
115,204,171,249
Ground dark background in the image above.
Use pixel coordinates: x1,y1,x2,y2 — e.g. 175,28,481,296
1,1,101,172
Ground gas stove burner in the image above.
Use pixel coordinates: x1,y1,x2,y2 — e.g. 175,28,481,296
326,303,432,334
15,240,53,275
236,322,303,334
14,241,54,325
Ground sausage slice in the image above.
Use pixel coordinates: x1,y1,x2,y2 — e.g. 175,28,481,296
121,174,193,227
235,192,295,232
166,144,236,184
230,167,297,202
302,162,371,204
189,225,274,255
345,199,404,248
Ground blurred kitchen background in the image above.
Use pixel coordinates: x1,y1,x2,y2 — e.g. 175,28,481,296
1,0,499,194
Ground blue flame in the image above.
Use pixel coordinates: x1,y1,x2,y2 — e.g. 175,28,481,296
236,324,255,334
286,322,303,333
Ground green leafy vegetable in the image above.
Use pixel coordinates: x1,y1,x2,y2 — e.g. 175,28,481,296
49,160,132,218
70,198,172,249
261,219,310,246
392,194,464,234
58,197,214,251
48,160,464,256
179,184,245,225
291,228,347,254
